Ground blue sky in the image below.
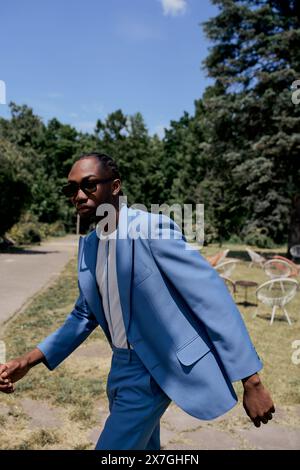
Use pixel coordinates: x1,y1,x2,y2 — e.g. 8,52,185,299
0,0,218,136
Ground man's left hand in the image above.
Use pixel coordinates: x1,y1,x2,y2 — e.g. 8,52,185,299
242,373,275,427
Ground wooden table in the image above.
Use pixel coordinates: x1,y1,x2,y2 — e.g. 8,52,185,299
235,280,258,307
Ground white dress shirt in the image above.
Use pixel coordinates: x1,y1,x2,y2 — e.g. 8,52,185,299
95,229,131,349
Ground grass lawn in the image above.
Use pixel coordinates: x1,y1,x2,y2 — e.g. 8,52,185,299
0,243,299,449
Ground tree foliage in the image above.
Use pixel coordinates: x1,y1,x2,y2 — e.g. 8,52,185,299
0,0,298,246
198,0,300,244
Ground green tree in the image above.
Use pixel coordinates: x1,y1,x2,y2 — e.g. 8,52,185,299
95,110,163,207
43,118,80,178
0,104,71,225
0,140,30,237
198,0,300,244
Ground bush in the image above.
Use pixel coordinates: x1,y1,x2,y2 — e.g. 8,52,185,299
7,213,66,245
227,234,243,244
39,221,66,238
243,226,275,249
204,221,219,245
8,220,42,245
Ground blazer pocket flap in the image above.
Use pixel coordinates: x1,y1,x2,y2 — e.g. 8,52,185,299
134,265,153,286
176,335,211,366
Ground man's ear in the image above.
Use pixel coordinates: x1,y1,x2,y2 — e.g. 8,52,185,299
112,179,122,196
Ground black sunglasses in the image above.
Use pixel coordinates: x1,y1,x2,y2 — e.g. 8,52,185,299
62,178,114,198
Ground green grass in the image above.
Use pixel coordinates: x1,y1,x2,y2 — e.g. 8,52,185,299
12,429,61,450
1,259,109,449
4,257,108,406
200,244,300,404
1,243,300,449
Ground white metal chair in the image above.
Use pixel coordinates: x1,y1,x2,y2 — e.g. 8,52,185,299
263,259,293,280
206,249,229,267
290,245,300,262
246,248,266,268
272,255,299,277
221,276,236,298
254,278,298,325
216,259,238,278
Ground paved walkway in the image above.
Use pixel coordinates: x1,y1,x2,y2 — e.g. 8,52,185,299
5,336,298,450
82,342,300,450
1,393,299,450
0,239,299,449
0,235,79,327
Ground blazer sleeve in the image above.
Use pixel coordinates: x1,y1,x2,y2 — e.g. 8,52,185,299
36,287,98,371
148,214,263,382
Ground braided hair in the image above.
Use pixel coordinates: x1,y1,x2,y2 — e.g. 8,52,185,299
77,152,123,196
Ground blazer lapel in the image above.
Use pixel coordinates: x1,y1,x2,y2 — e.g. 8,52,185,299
116,205,135,335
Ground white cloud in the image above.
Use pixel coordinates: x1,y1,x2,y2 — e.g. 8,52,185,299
160,0,187,16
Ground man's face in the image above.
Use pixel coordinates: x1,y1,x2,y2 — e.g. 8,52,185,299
67,157,120,220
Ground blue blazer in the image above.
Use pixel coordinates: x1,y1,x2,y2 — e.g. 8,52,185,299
38,205,262,420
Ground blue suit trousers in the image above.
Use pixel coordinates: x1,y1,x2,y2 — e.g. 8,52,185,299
95,347,171,450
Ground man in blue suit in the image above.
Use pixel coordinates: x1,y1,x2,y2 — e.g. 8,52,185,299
0,153,274,450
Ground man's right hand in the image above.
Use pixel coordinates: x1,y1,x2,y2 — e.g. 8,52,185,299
0,357,31,393
0,363,15,393
0,348,45,394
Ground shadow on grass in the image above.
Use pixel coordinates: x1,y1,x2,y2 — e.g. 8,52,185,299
254,313,297,324
0,245,59,255
227,250,250,261
228,247,288,262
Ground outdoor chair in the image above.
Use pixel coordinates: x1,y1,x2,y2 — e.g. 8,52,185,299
263,259,293,280
273,255,299,277
221,276,236,298
246,248,266,268
254,278,298,325
290,245,300,263
206,249,229,267
215,259,238,278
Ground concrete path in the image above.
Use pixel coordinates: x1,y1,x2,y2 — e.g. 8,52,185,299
0,240,299,450
0,235,79,327
1,335,299,449
84,342,300,450
88,398,300,451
